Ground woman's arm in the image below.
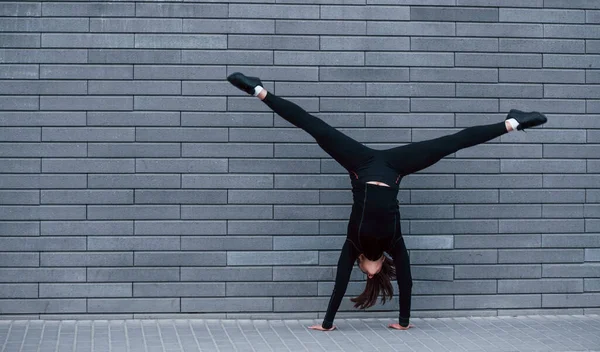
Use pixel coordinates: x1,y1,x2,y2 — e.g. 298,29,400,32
390,237,413,328
319,240,359,330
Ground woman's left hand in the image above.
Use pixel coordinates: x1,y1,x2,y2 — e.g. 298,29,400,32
388,323,415,330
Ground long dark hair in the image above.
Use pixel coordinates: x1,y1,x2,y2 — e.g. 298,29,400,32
351,255,396,309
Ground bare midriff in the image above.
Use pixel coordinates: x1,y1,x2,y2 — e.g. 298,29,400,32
366,181,390,187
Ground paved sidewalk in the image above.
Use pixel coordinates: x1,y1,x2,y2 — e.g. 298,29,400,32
1,315,599,352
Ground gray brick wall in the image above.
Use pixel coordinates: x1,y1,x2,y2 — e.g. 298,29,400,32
0,0,598,320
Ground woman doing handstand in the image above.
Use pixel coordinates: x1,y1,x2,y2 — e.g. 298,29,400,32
227,72,548,331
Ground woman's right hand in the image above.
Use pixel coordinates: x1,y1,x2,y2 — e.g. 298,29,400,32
308,324,336,331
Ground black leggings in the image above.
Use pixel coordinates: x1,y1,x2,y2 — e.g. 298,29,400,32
262,92,508,178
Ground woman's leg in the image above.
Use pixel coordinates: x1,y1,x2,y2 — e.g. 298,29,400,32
385,122,509,176
262,91,372,172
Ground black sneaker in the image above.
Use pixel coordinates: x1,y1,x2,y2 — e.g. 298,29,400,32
227,72,263,95
506,109,547,130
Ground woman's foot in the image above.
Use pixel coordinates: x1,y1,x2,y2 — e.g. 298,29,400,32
227,72,264,97
505,109,547,131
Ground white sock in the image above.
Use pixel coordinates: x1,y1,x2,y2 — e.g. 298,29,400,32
253,86,264,97
507,118,519,131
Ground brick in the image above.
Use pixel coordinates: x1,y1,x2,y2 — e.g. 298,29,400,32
404,235,454,249
135,3,227,18
181,267,272,282
506,39,585,54
226,283,317,296
320,98,410,113
229,96,314,112
455,234,541,249
543,234,600,248
456,53,541,68
230,4,318,18
544,54,600,68
41,96,132,111
499,249,584,264
276,20,366,35
41,252,133,267
181,236,271,251
409,250,497,265
367,21,454,36
42,2,134,16
42,33,133,48
181,205,272,220
367,83,454,97
275,82,366,96
273,205,350,220
42,127,134,142
411,37,498,52
546,24,600,38
544,114,600,128
0,64,38,79
544,264,600,278
273,236,344,250
88,49,180,64
135,34,225,49
228,35,317,50
0,34,40,48
320,67,408,82
41,65,132,80
42,159,135,174
455,295,541,309
501,8,585,23
585,279,600,291
411,7,497,21
90,18,182,33
182,50,272,65
227,66,318,81
456,265,541,279
0,222,39,236
0,2,40,16
0,127,39,142
0,96,38,110
0,18,89,32
585,249,600,261
228,190,319,205
501,189,585,203
499,68,585,83
87,237,179,251
401,175,455,189
457,83,543,98
543,204,584,218
134,65,225,80
182,298,272,312
457,0,542,6
39,284,132,298
0,205,85,220
228,221,318,235
182,112,273,127
87,205,179,220
184,81,274,96
545,84,600,98
88,298,179,313
458,23,543,37
589,10,600,23
501,159,586,173
411,266,454,281
367,52,453,67
0,159,40,174
136,128,227,142
499,279,583,294
89,81,180,95
0,284,37,299
399,205,453,219
501,219,584,234
88,143,181,158
455,205,541,219
135,190,227,204
0,299,86,314
367,113,453,128
185,19,274,35
134,96,224,111
135,252,226,266
589,100,600,112
411,189,496,205
456,175,543,188
229,159,320,174
135,221,225,235
182,174,273,189
88,175,180,189
588,190,600,202
274,144,330,158
41,221,132,236
544,175,599,188
275,51,363,66
228,251,318,265
0,268,85,282
0,252,39,267
322,5,410,20
543,293,600,308
88,268,179,282
411,98,498,112
0,191,39,205
133,283,224,297
410,68,498,82
0,174,86,188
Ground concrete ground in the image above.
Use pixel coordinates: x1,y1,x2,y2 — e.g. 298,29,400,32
1,315,599,352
